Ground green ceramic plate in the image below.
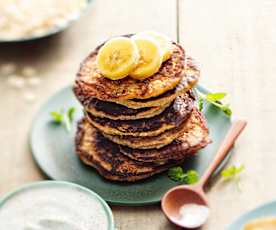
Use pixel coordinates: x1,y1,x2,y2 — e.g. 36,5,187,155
227,201,276,229
30,85,232,205
0,181,114,230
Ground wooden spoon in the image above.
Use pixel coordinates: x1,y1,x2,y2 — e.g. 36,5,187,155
161,120,247,228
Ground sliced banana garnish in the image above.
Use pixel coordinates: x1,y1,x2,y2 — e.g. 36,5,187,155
97,37,140,80
134,31,172,62
130,37,162,80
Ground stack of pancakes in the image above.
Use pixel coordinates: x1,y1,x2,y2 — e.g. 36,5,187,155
74,39,211,182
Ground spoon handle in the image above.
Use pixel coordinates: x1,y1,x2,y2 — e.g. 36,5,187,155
199,119,247,188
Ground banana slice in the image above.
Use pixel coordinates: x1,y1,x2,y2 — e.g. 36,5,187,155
130,37,162,80
97,37,140,80
134,31,172,62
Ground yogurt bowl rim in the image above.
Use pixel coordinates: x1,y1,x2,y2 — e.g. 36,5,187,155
0,180,115,230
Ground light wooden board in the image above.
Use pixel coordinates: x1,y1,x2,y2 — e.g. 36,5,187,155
179,0,276,229
0,0,275,229
0,0,179,229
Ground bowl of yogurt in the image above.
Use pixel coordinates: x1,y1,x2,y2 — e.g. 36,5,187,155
0,0,93,42
0,181,114,230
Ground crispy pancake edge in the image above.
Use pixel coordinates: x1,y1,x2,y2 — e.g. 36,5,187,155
120,111,211,163
103,108,203,149
75,118,183,182
115,56,200,109
75,56,199,109
85,99,171,120
74,41,185,102
85,92,194,137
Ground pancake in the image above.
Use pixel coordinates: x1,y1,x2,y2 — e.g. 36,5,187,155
86,91,195,137
75,56,199,109
85,98,170,120
74,41,186,103
75,118,181,182
103,108,204,149
115,56,200,109
120,111,211,164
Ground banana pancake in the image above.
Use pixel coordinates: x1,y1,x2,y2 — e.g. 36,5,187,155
75,118,182,182
103,108,203,149
74,40,186,103
75,56,199,109
85,98,171,120
86,91,195,137
114,56,200,109
120,111,211,164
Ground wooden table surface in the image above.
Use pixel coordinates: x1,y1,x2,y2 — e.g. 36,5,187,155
0,0,275,229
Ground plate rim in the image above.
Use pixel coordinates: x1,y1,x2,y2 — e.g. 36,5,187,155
29,84,234,206
227,200,276,229
0,180,115,230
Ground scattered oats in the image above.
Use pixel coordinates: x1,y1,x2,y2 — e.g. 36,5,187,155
21,66,37,77
7,75,25,89
27,76,41,87
23,91,36,103
0,63,16,76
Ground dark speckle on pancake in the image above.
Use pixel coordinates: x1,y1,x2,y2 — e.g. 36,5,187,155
89,99,150,116
86,91,195,137
102,108,206,149
85,98,170,120
120,110,211,163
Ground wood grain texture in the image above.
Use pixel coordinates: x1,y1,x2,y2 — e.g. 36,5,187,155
0,0,274,229
0,0,178,229
179,0,276,229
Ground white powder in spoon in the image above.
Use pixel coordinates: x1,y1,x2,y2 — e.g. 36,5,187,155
174,203,210,228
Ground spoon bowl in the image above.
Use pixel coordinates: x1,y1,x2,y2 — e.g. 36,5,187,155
162,185,209,228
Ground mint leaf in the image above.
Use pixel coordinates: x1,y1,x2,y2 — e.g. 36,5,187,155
168,167,199,185
185,170,199,184
221,164,245,191
168,167,185,182
50,111,63,123
68,107,76,123
221,164,245,181
50,107,76,132
196,89,232,117
206,92,226,102
221,104,232,117
198,97,204,112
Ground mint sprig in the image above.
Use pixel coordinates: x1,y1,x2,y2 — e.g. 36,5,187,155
50,107,76,132
221,164,245,181
168,167,199,185
221,164,245,190
196,90,232,117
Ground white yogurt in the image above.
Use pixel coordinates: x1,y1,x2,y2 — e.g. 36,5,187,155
0,184,110,230
174,203,210,228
